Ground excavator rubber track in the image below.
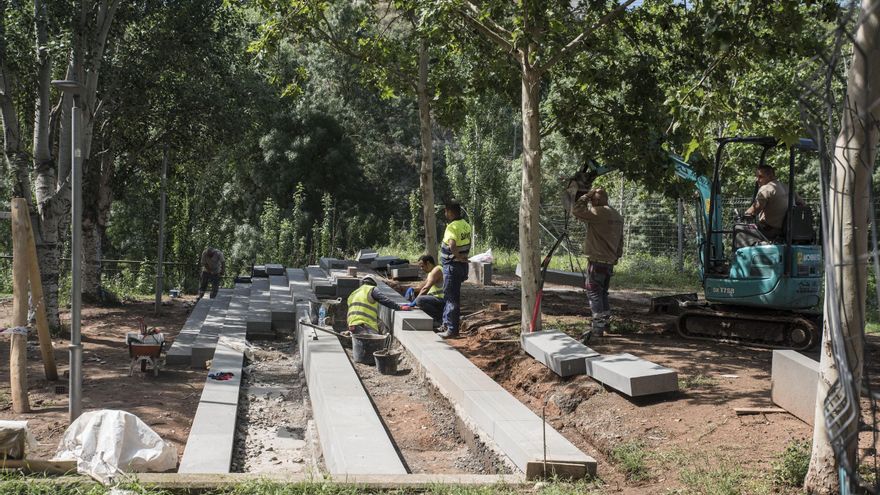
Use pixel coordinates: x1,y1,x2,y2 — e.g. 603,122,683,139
676,305,821,351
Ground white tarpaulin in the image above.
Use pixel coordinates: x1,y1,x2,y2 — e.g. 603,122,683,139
54,410,177,480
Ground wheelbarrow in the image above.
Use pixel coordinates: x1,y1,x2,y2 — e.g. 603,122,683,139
126,332,166,377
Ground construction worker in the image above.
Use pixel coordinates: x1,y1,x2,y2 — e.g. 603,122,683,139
438,200,471,339
408,254,444,326
572,188,624,342
347,274,412,335
744,164,805,240
197,247,225,300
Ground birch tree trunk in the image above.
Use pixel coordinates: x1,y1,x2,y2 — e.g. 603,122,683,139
805,1,880,492
519,67,542,332
82,151,113,300
416,38,437,260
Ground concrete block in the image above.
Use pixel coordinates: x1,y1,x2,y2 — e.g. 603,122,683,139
306,265,329,281
333,276,360,289
515,263,584,288
393,311,434,332
391,266,420,280
771,350,819,425
370,256,405,269
265,263,285,276
320,257,358,270
167,296,218,366
468,262,493,286
191,333,219,369
521,330,599,377
586,353,678,397
356,249,378,263
252,265,267,278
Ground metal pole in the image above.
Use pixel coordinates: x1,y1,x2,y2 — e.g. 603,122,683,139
155,146,168,314
69,94,83,422
677,198,684,272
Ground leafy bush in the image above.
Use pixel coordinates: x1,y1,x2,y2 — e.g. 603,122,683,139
611,440,650,481
772,439,811,487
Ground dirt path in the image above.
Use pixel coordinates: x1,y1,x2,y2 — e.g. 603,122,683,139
232,339,315,473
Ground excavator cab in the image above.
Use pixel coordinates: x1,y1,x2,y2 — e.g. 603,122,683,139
677,136,822,349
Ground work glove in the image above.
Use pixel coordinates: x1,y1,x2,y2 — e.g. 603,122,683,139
399,304,413,311
404,287,416,301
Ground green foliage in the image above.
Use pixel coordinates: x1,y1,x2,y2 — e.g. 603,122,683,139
679,463,749,495
259,198,282,264
772,439,811,488
611,440,650,482
679,374,718,390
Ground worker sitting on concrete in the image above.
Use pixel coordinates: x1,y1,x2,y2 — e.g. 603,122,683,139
408,254,444,327
197,247,225,300
348,274,412,335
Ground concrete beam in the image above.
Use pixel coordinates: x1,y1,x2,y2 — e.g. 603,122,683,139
521,330,599,377
166,297,214,365
771,350,819,425
265,263,285,276
467,262,493,286
356,249,378,263
515,263,584,288
585,353,678,397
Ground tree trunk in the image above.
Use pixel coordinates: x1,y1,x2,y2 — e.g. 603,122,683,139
82,147,113,300
519,67,542,332
0,0,31,203
416,38,437,259
804,2,880,492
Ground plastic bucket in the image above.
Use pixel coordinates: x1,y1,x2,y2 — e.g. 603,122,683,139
374,350,400,375
352,334,387,364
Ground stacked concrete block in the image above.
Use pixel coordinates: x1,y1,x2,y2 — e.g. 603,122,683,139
394,330,596,476
332,274,360,300
166,297,214,365
252,265,268,278
585,353,678,397
515,263,585,288
468,262,493,286
370,256,404,269
771,350,819,425
391,266,420,280
356,249,378,263
265,263,285,276
222,284,250,341
521,330,599,377
269,275,296,334
319,257,358,270
374,281,435,332
246,278,273,339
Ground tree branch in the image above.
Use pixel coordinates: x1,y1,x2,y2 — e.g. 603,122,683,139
456,2,520,63
537,0,638,74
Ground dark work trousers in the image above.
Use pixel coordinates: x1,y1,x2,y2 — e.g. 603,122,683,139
415,295,444,325
586,260,614,334
198,272,221,300
441,261,469,334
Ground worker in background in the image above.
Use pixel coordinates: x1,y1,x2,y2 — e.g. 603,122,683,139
348,274,412,335
406,254,444,327
197,247,225,300
744,164,805,240
438,200,471,339
572,188,624,342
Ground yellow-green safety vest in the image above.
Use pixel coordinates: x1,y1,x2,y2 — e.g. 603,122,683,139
427,265,444,298
347,285,379,331
441,219,472,261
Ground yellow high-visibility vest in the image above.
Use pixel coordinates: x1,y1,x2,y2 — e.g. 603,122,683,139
427,265,444,298
347,285,379,331
441,219,471,261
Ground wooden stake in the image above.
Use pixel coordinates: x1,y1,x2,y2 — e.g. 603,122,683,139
734,407,787,416
14,199,57,381
9,199,31,413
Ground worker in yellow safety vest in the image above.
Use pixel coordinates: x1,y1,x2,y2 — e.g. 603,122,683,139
437,200,471,339
347,274,412,335
407,254,444,327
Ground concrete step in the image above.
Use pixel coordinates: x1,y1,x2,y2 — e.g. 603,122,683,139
166,297,215,365
246,278,272,338
265,263,285,276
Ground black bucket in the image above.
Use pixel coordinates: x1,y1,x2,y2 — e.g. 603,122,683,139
352,334,387,364
374,350,400,375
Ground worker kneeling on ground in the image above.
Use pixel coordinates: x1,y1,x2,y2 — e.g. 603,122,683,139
348,274,412,335
406,254,444,327
572,188,624,342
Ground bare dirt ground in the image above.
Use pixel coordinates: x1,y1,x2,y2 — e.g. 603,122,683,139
1,275,878,492
0,295,203,462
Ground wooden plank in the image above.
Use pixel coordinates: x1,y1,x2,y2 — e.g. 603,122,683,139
9,199,31,413
0,459,77,474
734,407,788,416
16,198,57,380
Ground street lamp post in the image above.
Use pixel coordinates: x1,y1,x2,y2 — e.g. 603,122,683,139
51,79,83,423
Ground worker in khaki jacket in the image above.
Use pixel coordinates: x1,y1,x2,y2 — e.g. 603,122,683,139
572,188,624,341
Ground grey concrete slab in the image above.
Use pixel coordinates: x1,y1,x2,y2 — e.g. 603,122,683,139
305,265,328,281
320,257,358,270
167,297,215,366
521,330,599,377
252,265,267,278
370,256,404,269
586,353,678,396
178,342,244,473
247,278,272,336
265,263,285,276
391,267,420,280
356,249,378,263
515,263,585,288
296,292,406,475
771,350,819,425
394,329,595,475
191,333,220,369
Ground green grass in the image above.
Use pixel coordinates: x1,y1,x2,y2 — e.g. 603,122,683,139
678,374,718,390
771,439,810,488
610,441,650,482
